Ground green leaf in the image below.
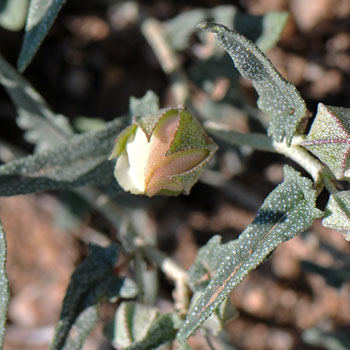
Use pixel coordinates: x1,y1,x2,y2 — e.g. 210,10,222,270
0,0,28,31
0,116,128,196
197,22,307,145
0,53,73,152
322,191,350,241
177,165,322,343
51,244,138,350
252,11,289,53
165,6,288,52
129,90,160,118
0,220,9,349
18,0,67,72
302,103,350,180
107,302,179,350
190,291,237,336
189,236,238,292
62,306,100,350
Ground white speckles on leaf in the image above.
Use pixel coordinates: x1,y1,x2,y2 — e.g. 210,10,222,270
177,165,322,343
197,22,307,146
302,103,350,180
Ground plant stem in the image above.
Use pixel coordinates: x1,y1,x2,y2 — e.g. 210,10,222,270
141,245,190,316
273,141,324,184
76,186,190,315
205,123,329,186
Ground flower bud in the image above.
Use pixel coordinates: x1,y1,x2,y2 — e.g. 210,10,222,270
109,107,218,197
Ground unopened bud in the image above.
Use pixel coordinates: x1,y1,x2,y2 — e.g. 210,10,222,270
109,107,218,197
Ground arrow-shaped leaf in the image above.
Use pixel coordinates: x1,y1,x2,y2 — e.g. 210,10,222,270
302,103,350,180
197,22,307,145
177,165,322,343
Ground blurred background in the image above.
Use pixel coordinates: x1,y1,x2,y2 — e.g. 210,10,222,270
0,0,349,349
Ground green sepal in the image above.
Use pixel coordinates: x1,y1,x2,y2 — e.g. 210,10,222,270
171,146,216,195
134,109,170,141
109,124,137,159
302,103,350,179
168,108,215,154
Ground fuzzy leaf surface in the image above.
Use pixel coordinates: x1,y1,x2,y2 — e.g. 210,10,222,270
302,103,350,179
322,191,350,241
108,302,179,350
198,22,307,145
177,165,322,343
18,0,67,72
0,221,9,349
62,306,100,350
129,90,160,118
165,6,288,52
190,291,237,336
50,244,138,350
188,235,239,292
0,117,128,196
0,53,73,152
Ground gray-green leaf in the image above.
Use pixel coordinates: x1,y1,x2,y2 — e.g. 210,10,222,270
165,6,288,52
302,104,350,180
107,302,179,350
177,165,322,343
129,90,160,119
0,220,9,350
18,0,67,72
189,235,239,292
50,243,135,350
0,53,73,152
62,306,100,350
322,191,350,241
198,22,307,145
0,116,128,196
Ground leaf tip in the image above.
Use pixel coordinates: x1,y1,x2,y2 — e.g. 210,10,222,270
197,21,226,34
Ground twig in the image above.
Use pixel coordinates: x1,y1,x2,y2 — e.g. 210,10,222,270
141,18,189,104
141,244,190,316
